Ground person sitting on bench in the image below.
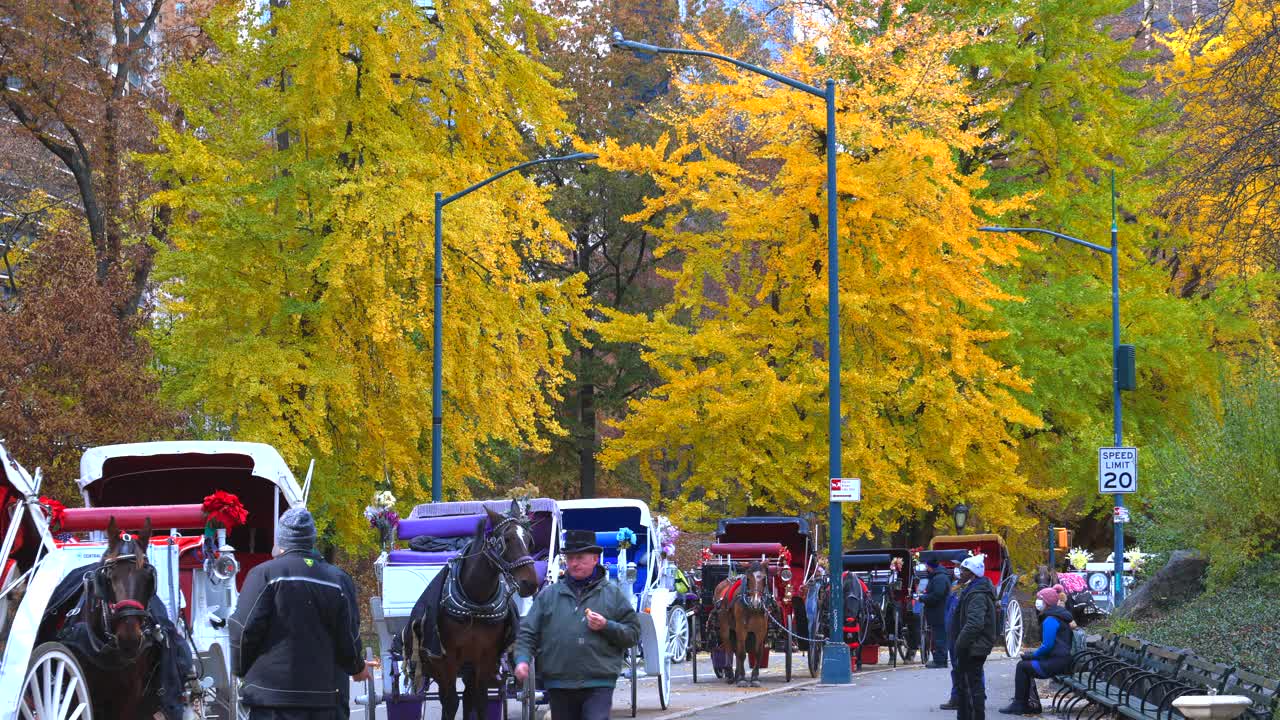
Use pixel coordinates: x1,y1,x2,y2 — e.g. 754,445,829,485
1001,587,1073,716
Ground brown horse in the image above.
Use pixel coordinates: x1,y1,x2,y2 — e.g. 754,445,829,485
411,501,540,720
85,516,163,719
715,560,772,687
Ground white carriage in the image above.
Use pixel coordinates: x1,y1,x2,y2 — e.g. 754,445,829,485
0,440,305,720
365,498,563,720
556,498,677,716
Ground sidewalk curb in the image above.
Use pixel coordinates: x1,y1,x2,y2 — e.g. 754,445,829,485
653,664,904,720
652,679,819,720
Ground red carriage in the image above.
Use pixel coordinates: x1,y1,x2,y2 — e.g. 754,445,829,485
690,516,817,683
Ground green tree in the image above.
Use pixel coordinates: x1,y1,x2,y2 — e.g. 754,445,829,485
528,0,680,500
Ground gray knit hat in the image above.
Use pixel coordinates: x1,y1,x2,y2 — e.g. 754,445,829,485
276,507,317,553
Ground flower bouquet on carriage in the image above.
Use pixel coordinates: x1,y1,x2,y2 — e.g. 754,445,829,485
365,491,400,552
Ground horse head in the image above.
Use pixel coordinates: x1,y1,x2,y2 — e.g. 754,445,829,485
99,517,157,655
740,560,769,612
483,503,538,597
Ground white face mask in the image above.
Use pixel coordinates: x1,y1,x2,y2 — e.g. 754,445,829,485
953,567,961,579
1035,598,1046,612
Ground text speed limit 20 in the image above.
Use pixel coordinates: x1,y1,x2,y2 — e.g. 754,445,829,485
1099,447,1137,494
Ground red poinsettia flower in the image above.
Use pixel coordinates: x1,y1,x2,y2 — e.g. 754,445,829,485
202,491,248,531
39,496,67,531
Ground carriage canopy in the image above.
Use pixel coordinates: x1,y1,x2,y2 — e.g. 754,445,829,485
715,516,809,568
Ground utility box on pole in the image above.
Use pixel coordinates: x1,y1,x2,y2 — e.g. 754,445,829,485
1116,344,1136,391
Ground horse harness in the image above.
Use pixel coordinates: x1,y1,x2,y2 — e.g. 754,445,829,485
68,536,165,667
441,516,534,623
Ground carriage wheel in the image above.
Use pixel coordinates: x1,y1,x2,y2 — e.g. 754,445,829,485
628,649,638,718
806,612,823,678
784,613,794,682
1004,600,1024,657
521,657,536,720
657,642,672,710
691,614,699,684
666,605,689,664
21,642,94,720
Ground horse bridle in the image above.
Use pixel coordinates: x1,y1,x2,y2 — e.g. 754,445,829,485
737,569,770,612
481,516,535,583
90,537,158,658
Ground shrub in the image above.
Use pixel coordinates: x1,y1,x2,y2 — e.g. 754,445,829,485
1135,368,1280,586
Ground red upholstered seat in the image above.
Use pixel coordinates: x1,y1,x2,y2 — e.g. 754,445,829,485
710,542,784,557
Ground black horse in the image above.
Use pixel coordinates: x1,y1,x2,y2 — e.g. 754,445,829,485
404,500,541,720
33,516,191,719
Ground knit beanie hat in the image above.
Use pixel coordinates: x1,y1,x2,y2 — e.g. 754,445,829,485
1036,586,1061,607
276,507,317,553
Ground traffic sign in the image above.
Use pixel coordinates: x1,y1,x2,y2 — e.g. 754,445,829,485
830,477,861,502
1099,447,1138,494
1113,506,1131,524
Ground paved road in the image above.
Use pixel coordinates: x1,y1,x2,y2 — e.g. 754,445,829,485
691,656,1031,720
350,650,1044,719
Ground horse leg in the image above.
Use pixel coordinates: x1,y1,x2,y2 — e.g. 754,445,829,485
750,623,763,686
467,663,491,720
438,665,461,720
736,620,750,687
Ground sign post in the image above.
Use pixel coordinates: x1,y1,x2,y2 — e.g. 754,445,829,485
1098,447,1138,495
830,478,862,503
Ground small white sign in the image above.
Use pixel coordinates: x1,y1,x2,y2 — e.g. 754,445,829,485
1113,506,1131,524
1099,447,1138,495
830,477,862,502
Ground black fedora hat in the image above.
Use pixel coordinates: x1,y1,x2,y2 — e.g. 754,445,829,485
563,529,603,554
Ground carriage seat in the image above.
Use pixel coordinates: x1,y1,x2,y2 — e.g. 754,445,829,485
388,549,459,565
396,514,487,541
709,542,785,559
386,550,550,582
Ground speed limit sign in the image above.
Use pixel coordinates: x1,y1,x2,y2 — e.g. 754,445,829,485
1099,447,1138,494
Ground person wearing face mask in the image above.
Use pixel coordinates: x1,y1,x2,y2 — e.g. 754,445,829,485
1000,587,1074,715
950,554,998,720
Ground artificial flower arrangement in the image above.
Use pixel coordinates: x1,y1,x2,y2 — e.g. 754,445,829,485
656,515,680,558
615,527,637,550
1066,546,1093,571
203,491,248,532
364,491,400,550
38,496,67,533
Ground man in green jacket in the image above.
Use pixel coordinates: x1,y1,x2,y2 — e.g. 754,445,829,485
515,529,641,720
950,554,998,720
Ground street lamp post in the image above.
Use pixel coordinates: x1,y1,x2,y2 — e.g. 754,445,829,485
978,174,1130,605
612,32,852,684
431,152,598,503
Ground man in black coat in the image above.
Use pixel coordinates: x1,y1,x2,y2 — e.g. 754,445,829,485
950,554,998,720
230,507,371,719
921,558,951,668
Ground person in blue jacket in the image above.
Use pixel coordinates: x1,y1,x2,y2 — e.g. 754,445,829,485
1000,587,1074,715
921,558,952,668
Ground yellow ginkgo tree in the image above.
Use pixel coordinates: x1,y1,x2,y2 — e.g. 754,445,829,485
593,17,1057,537
145,0,589,545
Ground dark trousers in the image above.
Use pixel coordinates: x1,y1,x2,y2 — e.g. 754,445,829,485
955,653,988,720
949,643,986,702
927,616,948,664
547,687,614,720
1014,657,1067,706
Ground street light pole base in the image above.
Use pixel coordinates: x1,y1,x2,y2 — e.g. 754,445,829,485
819,641,852,684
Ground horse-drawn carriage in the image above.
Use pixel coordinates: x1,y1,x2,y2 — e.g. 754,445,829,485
557,498,675,714
691,516,817,684
839,548,918,667
928,534,1024,657
366,497,562,720
0,440,305,720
